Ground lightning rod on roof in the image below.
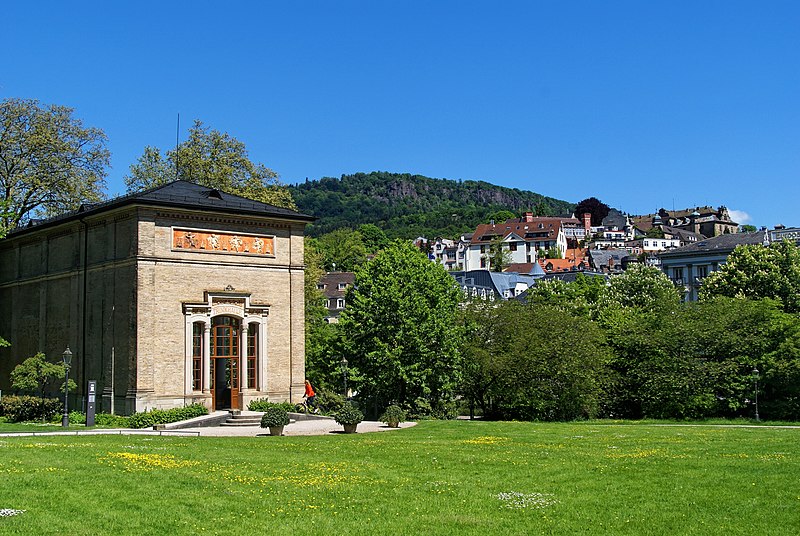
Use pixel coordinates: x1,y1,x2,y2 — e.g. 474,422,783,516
176,113,180,181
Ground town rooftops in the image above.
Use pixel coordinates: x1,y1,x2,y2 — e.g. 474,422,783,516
10,180,315,237
470,216,577,244
658,230,767,258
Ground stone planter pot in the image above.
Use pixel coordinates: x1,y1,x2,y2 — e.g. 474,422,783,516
343,423,358,434
268,425,285,436
387,421,399,428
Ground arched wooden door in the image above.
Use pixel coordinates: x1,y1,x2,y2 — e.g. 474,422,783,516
210,316,240,410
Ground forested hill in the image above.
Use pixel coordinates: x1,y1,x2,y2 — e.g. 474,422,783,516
289,172,575,238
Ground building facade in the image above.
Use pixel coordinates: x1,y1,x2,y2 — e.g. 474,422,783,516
657,231,768,301
0,181,314,414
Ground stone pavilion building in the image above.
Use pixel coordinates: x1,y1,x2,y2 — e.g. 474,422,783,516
0,181,314,414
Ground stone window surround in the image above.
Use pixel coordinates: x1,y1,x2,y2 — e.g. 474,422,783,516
183,291,270,396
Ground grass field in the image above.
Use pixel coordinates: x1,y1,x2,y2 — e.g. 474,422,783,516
1,420,798,535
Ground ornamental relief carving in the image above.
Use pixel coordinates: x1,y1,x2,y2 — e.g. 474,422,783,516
172,227,275,256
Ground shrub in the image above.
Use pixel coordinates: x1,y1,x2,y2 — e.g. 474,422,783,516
127,403,208,429
68,411,86,425
0,395,62,422
94,413,131,427
314,388,346,414
334,404,364,426
248,399,294,413
260,406,290,428
379,405,407,426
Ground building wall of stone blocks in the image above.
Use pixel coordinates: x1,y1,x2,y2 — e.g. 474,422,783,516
0,203,307,415
0,211,140,414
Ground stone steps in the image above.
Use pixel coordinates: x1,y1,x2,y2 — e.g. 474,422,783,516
219,412,297,427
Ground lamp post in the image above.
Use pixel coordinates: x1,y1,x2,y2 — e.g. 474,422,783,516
61,347,73,428
752,367,760,422
340,356,348,399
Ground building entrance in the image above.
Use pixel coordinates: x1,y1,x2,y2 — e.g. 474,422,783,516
210,316,240,410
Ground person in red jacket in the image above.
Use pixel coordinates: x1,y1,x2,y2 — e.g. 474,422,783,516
303,379,320,413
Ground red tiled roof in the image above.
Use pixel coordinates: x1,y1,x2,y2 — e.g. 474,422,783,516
470,217,574,245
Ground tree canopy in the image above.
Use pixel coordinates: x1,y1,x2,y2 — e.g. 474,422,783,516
125,120,296,210
337,240,463,415
311,228,368,272
0,98,109,229
460,301,610,420
573,196,610,227
290,172,574,239
700,240,800,313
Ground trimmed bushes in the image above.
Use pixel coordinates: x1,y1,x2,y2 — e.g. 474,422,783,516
127,404,208,429
0,396,62,422
248,399,294,413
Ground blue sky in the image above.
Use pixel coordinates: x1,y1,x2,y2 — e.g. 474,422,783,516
2,1,798,228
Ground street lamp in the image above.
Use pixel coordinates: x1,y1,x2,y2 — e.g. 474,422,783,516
752,368,760,422
340,357,348,398
61,347,73,428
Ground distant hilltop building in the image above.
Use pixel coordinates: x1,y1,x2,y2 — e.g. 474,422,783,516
631,206,739,238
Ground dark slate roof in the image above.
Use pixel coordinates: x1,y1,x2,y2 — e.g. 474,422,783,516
658,231,767,258
661,226,705,242
9,180,314,237
587,248,629,270
319,272,356,300
601,209,628,229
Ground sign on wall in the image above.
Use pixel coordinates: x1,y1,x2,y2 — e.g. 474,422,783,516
172,227,275,256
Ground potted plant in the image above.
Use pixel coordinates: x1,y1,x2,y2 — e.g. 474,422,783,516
334,404,364,434
260,406,290,436
379,405,406,428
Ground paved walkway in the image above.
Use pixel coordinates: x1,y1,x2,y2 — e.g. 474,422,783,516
0,412,416,438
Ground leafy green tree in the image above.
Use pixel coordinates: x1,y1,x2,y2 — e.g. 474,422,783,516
524,273,607,318
0,199,9,347
645,227,665,238
605,297,798,419
740,224,757,233
357,223,389,254
487,236,512,272
460,301,611,420
488,210,515,223
303,238,342,391
541,246,562,259
598,264,681,317
125,120,296,209
10,352,76,397
314,228,367,272
0,98,109,229
700,240,800,313
574,197,610,227
337,241,463,415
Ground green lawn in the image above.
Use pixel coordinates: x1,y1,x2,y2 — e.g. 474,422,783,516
1,420,798,535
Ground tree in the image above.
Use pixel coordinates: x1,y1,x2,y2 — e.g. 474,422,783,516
487,236,512,272
488,210,515,223
125,120,296,209
337,241,463,415
313,228,368,272
0,199,9,347
700,240,800,313
599,264,682,316
645,227,665,238
0,98,109,229
460,301,611,420
574,197,610,227
605,297,798,420
357,223,389,254
303,238,341,391
10,352,76,397
524,273,607,318
740,224,757,233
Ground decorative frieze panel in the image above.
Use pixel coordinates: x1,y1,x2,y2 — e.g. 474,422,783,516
172,227,275,256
